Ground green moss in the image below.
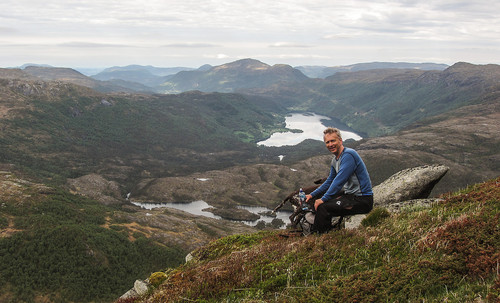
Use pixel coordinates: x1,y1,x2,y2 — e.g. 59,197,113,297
148,272,167,288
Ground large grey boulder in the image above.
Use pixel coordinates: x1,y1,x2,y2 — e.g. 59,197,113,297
345,164,449,229
119,279,151,300
373,164,449,207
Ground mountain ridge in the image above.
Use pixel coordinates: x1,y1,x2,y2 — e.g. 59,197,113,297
5,59,456,95
295,61,449,78
0,60,499,302
156,58,309,93
1,66,147,93
0,62,498,190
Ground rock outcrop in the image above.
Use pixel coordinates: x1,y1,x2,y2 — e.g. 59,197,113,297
345,164,449,229
67,173,124,205
373,164,449,206
120,279,151,300
118,164,452,299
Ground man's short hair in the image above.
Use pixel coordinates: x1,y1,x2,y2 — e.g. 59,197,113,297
323,127,342,140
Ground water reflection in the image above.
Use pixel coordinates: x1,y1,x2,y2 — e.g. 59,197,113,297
131,200,221,219
236,205,292,227
131,201,292,228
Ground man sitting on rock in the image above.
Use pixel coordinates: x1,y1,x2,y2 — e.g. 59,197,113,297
306,127,374,233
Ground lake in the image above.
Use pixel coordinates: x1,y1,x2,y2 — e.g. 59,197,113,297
131,201,293,228
130,113,360,227
257,113,362,147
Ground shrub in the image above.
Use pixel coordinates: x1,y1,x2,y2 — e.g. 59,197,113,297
361,207,390,227
0,215,8,229
148,272,167,288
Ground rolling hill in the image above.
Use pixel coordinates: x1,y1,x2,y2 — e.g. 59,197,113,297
91,65,195,87
0,59,498,302
241,62,500,136
155,58,310,93
295,61,449,78
0,61,498,196
0,75,286,185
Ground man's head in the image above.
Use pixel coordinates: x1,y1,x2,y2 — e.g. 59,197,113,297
323,127,343,157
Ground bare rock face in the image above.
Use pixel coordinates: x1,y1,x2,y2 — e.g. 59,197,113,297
346,165,448,229
373,164,449,207
67,173,123,205
119,280,151,300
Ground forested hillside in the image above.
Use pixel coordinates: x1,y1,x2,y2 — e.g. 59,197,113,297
0,171,185,302
0,77,286,186
242,62,500,136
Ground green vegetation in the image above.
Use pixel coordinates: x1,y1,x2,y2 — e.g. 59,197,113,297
309,73,487,137
360,207,391,227
1,62,499,302
0,87,284,185
127,177,499,302
1,64,498,196
0,177,185,302
148,272,168,288
243,63,500,138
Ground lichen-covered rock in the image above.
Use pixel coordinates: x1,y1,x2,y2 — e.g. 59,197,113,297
133,279,150,296
373,164,449,206
386,198,444,213
119,288,138,300
345,214,367,229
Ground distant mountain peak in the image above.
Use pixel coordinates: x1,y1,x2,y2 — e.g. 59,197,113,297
159,58,307,93
214,58,270,71
19,63,54,69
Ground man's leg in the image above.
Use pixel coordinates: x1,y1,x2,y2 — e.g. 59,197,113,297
313,195,373,233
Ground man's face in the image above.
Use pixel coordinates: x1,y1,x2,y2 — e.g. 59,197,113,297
324,132,343,157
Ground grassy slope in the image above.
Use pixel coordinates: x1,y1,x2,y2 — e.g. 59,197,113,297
129,177,500,303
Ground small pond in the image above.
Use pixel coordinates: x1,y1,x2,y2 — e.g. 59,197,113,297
131,201,293,228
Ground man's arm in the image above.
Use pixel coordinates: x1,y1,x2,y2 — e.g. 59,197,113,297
310,166,335,199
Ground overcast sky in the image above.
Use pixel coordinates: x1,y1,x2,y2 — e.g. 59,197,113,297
1,0,499,69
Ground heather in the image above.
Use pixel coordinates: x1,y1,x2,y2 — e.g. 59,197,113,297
128,177,499,302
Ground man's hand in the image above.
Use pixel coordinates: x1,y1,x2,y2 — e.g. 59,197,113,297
314,199,324,211
305,194,313,203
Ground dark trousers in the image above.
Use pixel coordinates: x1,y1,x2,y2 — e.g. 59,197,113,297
313,194,373,233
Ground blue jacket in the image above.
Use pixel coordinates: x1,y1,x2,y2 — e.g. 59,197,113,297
311,147,373,201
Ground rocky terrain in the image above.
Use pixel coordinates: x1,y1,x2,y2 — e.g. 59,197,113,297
65,100,499,223
117,176,500,302
0,60,499,302
1,168,255,252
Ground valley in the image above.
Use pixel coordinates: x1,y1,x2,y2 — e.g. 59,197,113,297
0,59,499,302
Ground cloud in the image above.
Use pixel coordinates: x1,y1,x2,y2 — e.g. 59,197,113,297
163,43,220,48
0,26,17,34
0,0,499,67
269,42,313,48
59,42,132,48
